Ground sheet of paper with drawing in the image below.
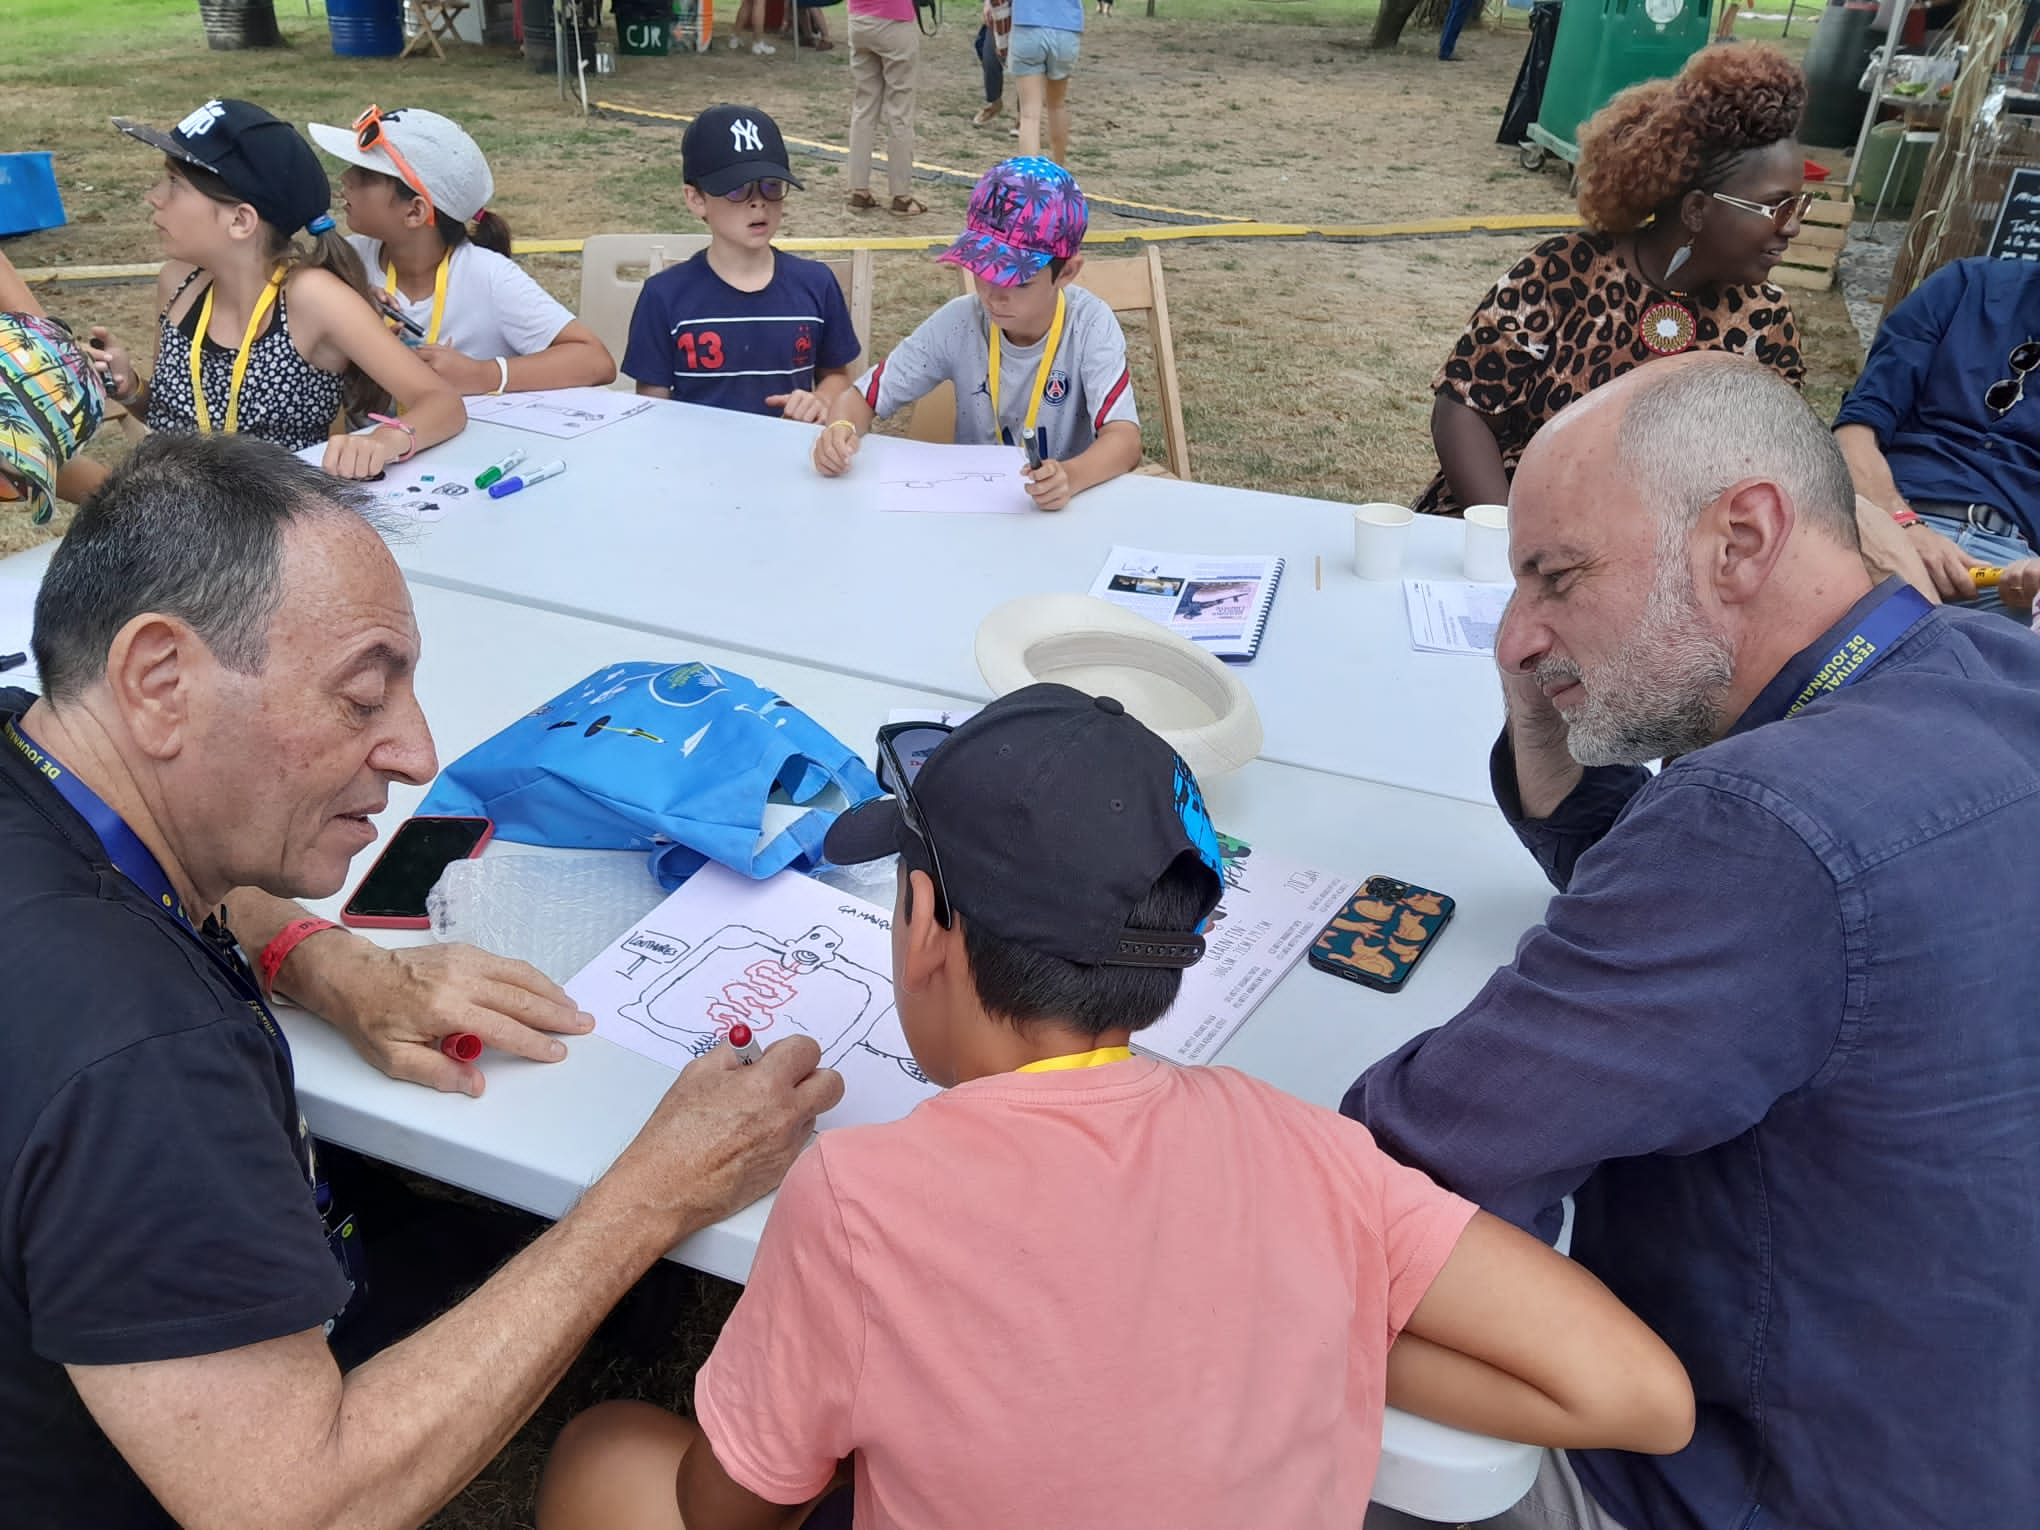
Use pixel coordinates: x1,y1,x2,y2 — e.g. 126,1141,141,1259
568,862,938,1133
1403,578,1510,657
293,442,488,523
1136,836,1359,1066
871,440,1034,515
461,387,657,439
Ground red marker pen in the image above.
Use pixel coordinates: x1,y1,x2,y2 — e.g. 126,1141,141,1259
728,1023,763,1065
441,1032,483,1063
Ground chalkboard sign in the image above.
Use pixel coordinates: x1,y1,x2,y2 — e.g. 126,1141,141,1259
1988,167,2040,262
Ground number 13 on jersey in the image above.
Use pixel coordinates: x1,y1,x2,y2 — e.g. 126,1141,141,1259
675,330,725,370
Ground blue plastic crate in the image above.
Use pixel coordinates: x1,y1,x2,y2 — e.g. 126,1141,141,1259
0,153,66,237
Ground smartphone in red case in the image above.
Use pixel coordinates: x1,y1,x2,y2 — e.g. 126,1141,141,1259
340,816,494,930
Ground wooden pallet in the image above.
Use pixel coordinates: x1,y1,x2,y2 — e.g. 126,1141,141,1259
1772,187,1853,291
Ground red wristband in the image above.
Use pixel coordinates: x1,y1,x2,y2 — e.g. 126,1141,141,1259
1891,508,1922,527
257,917,339,998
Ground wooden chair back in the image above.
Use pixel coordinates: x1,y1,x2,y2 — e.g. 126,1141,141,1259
576,233,711,389
905,248,1191,479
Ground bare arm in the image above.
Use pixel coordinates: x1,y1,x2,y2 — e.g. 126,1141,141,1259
1838,425,1976,601
286,269,466,478
812,390,877,477
1432,393,1512,510
1386,1212,1694,1455
676,1437,825,1530
420,318,617,395
0,249,42,313
634,380,674,399
71,1041,844,1530
223,887,591,1096
1059,417,1144,498
1498,663,1582,822
1835,423,1907,518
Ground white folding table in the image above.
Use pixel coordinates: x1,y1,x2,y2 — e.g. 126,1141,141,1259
376,402,1510,807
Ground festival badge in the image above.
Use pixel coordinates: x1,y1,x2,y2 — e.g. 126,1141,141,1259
1640,299,1697,357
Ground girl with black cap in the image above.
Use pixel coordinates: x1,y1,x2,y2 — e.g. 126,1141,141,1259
83,99,464,480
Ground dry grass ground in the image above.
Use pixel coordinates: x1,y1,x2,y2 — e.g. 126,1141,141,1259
1,5,1861,1522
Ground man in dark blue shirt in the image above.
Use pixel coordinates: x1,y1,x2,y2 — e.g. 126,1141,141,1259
1836,256,2040,615
622,105,862,421
1348,355,2040,1530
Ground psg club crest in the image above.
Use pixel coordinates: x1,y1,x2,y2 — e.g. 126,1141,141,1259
1639,299,1697,357
1043,369,1071,406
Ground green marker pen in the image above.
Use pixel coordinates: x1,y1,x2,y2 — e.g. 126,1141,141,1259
475,447,528,490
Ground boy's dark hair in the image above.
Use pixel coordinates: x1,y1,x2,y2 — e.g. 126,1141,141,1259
1046,256,1067,281
945,856,1211,1038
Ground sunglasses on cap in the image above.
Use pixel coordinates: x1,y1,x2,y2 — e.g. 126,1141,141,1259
874,721,954,929
719,179,789,204
1986,340,2040,419
1708,190,1815,231
352,105,435,219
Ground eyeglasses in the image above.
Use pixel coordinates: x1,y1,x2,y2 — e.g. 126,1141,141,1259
1986,340,2040,418
874,721,954,929
352,105,435,220
1708,190,1815,231
719,179,789,204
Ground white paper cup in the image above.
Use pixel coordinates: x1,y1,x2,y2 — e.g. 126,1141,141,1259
1353,502,1415,580
1463,503,1512,584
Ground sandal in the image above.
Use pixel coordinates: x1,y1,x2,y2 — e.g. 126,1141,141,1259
891,195,928,217
848,189,880,211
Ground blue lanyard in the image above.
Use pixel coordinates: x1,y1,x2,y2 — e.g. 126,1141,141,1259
4,717,290,1059
6,716,192,930
1784,584,1935,718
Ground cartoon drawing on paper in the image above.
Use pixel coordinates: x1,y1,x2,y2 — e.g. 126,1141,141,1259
883,471,1005,491
618,930,687,980
618,920,895,1064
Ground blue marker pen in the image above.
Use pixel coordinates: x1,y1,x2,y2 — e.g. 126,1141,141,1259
487,460,567,499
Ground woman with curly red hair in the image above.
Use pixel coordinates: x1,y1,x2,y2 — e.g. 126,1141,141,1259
1418,45,1810,515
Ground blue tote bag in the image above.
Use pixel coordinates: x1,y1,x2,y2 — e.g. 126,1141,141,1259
419,660,883,888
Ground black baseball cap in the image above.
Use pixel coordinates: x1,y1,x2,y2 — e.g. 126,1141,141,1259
681,104,803,197
824,684,1225,969
113,99,332,236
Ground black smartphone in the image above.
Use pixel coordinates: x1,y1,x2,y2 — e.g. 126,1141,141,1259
1307,875,1456,994
340,816,495,930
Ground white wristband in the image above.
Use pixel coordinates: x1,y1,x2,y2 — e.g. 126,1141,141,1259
492,356,510,395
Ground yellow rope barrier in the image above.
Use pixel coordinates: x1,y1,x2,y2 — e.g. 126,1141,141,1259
15,215,1583,286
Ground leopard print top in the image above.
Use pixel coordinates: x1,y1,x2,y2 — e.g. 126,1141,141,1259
1415,231,1804,515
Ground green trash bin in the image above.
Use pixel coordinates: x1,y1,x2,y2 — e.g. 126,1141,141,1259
618,0,676,53
1525,0,1712,169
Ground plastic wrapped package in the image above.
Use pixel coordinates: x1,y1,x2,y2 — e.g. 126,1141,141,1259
427,851,669,984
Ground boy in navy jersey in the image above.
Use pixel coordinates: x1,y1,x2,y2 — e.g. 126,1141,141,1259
623,105,862,421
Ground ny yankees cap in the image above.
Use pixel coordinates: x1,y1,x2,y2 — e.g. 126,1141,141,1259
824,684,1224,969
682,104,803,197
114,100,333,236
309,107,495,224
939,157,1088,288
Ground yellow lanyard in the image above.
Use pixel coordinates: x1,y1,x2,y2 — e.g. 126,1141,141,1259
1016,1045,1133,1074
188,271,283,435
986,289,1066,452
384,249,450,346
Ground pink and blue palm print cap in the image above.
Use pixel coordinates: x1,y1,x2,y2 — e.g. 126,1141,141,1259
938,157,1088,288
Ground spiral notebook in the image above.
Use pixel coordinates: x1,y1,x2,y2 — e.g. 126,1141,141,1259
1088,546,1285,662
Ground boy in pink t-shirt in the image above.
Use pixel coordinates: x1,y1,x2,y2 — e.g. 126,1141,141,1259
535,687,1694,1530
